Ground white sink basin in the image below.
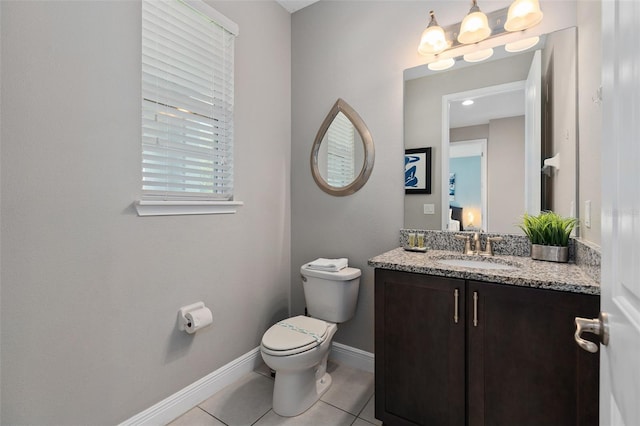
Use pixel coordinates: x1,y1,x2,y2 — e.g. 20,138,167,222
436,258,519,271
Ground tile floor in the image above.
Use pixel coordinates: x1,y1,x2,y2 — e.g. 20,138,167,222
168,361,381,426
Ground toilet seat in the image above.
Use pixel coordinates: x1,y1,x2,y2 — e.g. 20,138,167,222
261,315,328,356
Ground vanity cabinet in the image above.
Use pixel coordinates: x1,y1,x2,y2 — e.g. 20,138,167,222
374,269,599,426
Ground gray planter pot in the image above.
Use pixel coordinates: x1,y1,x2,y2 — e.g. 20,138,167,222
531,244,569,263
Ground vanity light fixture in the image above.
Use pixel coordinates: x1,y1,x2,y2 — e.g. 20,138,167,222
418,11,449,55
417,0,543,69
458,0,491,44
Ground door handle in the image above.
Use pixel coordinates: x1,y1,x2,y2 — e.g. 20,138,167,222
575,312,609,353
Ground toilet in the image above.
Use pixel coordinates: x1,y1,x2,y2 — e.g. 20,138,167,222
260,262,361,417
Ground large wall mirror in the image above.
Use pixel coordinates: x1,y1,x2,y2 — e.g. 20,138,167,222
311,98,375,196
404,26,579,234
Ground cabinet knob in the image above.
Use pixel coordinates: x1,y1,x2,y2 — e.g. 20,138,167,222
574,312,609,353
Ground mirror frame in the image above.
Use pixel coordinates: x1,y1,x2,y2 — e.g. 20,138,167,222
310,98,375,196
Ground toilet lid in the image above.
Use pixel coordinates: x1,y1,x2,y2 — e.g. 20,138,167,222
262,315,328,353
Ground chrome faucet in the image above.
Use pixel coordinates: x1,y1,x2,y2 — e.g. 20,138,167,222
455,233,503,256
473,233,480,253
479,236,503,256
454,234,475,255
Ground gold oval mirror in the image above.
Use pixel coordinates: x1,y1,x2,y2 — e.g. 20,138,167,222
311,99,375,196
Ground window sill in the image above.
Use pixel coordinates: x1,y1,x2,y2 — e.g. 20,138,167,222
135,200,244,216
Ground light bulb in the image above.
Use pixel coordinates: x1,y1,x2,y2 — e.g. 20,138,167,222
505,0,543,32
458,1,491,44
418,11,448,55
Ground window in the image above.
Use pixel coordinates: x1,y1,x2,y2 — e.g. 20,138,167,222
137,0,241,216
326,112,355,187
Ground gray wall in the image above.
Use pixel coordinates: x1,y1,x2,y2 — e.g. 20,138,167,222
488,117,526,234
291,1,407,353
577,0,602,245
450,124,490,142
0,1,291,424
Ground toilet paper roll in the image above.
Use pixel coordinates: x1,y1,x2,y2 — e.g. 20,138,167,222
184,307,213,334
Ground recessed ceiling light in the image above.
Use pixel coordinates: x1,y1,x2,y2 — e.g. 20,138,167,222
462,99,475,106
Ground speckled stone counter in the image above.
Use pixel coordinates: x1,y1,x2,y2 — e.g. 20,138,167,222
399,229,533,257
574,238,601,284
368,247,600,295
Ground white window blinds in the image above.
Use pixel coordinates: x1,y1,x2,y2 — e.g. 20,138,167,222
326,112,355,187
141,0,238,202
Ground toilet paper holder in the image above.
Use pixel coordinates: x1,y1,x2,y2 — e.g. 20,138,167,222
178,301,206,331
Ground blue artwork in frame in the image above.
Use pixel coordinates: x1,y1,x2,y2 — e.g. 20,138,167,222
405,147,432,194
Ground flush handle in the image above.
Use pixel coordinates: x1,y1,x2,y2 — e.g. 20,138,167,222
575,312,609,353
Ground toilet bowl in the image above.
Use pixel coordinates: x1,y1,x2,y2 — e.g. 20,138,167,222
260,263,361,417
261,315,337,416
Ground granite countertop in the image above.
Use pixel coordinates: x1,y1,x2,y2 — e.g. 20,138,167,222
368,247,600,295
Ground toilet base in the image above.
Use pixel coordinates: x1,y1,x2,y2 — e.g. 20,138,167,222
316,371,333,400
273,367,332,417
261,321,338,417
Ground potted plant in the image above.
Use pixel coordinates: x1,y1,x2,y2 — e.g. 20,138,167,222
519,211,578,262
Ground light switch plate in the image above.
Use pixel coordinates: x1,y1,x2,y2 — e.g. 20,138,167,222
424,204,435,215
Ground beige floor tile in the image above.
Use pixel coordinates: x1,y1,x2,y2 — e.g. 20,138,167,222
254,401,355,426
320,362,374,416
167,407,225,426
199,371,273,426
357,394,382,425
170,362,377,426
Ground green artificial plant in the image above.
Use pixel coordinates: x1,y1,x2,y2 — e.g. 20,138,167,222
519,211,578,247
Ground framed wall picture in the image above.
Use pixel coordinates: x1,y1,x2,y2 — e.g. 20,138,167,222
405,147,432,194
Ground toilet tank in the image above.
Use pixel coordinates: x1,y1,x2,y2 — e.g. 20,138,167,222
300,264,361,323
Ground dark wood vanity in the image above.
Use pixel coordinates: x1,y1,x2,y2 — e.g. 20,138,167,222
374,268,599,426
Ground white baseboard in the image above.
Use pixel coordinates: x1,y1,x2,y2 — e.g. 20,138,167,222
120,343,374,426
119,347,263,426
330,342,375,373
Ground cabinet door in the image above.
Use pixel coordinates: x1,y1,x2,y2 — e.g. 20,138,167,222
375,270,465,425
467,280,599,426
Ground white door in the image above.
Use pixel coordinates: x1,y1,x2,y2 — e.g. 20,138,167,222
597,0,640,424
